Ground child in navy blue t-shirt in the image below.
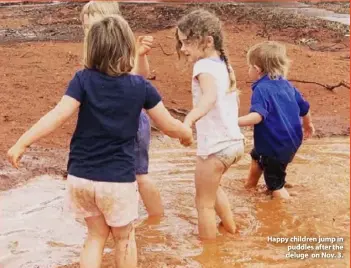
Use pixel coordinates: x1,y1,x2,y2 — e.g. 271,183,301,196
239,41,315,199
7,15,193,268
81,0,165,221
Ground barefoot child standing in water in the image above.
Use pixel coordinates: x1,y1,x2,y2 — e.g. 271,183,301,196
239,41,315,199
176,9,245,240
8,16,193,268
80,1,164,217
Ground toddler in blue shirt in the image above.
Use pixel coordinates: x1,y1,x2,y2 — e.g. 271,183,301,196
239,41,315,199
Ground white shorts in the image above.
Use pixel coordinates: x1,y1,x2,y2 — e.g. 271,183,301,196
64,175,139,227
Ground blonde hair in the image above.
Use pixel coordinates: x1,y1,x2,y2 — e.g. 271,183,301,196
176,9,238,93
247,41,290,79
80,1,121,22
84,15,135,76
80,1,121,35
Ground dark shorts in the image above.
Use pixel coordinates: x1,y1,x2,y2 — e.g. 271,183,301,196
135,111,151,175
250,148,290,191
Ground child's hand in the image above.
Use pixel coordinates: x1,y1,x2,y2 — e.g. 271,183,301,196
7,143,27,169
303,122,315,139
136,36,153,56
180,126,193,147
183,115,194,128
180,136,193,147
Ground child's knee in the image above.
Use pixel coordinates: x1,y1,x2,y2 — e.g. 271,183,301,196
195,196,215,210
85,215,110,240
111,223,134,241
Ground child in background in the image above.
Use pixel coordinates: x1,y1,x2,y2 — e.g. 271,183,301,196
8,16,192,268
176,9,245,240
81,1,164,217
239,41,315,199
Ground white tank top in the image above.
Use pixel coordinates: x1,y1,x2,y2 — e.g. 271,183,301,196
192,58,244,156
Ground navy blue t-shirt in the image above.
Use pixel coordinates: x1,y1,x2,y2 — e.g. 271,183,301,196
65,69,161,183
250,75,310,164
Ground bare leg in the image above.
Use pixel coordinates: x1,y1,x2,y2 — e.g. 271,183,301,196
80,215,110,268
245,160,263,189
195,156,226,240
215,186,236,234
137,174,164,217
111,223,137,268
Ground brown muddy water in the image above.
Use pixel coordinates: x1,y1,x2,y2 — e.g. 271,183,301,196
0,135,349,267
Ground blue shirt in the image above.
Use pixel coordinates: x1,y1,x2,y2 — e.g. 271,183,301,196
250,75,310,163
65,69,161,183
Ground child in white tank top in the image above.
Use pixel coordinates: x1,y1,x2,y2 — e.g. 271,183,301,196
176,9,245,240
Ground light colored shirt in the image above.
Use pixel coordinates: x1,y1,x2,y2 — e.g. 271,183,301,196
192,58,244,156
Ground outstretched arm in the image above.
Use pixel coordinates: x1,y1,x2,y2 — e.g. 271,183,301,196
7,96,80,168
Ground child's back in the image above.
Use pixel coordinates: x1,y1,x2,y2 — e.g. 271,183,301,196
67,69,159,183
250,75,309,163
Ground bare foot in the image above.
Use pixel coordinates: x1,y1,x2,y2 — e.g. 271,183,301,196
218,221,238,238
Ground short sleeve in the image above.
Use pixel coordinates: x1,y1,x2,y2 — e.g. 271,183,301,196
144,80,162,110
249,87,269,120
65,72,84,103
193,59,215,78
294,87,310,116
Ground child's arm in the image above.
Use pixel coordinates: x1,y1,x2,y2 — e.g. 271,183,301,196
238,86,267,127
238,112,262,127
7,96,80,168
184,73,217,127
294,87,315,139
147,101,193,145
302,111,315,139
131,36,153,78
142,79,193,146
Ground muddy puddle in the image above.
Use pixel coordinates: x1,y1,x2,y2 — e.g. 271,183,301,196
279,3,350,26
0,136,349,267
242,1,350,26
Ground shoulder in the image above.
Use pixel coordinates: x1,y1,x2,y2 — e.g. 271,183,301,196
252,82,270,95
76,68,93,78
124,74,159,96
253,76,290,93
72,69,99,85
67,69,87,87
194,58,219,69
127,74,154,92
193,58,222,78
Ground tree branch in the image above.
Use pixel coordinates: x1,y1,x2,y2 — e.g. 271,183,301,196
246,79,350,91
